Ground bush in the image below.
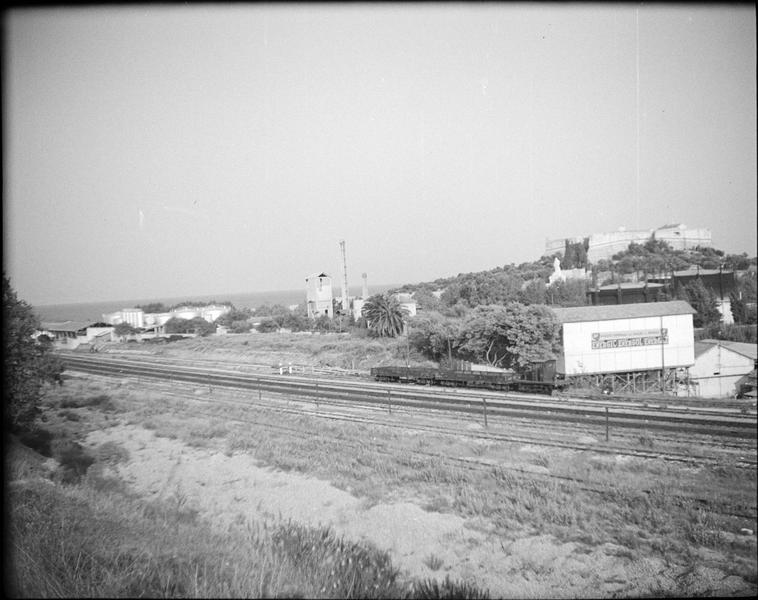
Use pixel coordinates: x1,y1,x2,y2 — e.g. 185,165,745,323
17,427,53,457
257,318,279,333
95,441,130,465
410,575,491,599
51,439,95,484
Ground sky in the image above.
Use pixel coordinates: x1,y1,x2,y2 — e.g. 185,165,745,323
3,3,756,306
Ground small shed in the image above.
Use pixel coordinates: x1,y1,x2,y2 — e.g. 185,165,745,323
690,340,758,398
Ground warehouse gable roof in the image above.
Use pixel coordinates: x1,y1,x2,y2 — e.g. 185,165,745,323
697,339,758,361
551,301,696,324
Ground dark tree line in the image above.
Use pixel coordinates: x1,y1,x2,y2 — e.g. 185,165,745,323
3,274,63,431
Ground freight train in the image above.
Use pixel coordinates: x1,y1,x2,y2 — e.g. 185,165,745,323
370,360,566,395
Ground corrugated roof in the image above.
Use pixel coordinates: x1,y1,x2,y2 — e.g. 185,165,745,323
40,320,97,332
551,301,696,324
595,282,665,291
673,268,733,277
698,339,758,360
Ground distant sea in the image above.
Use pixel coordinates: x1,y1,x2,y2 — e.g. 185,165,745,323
33,284,400,323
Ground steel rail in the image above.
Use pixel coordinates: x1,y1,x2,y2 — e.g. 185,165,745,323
63,353,756,417
61,355,757,437
71,365,757,473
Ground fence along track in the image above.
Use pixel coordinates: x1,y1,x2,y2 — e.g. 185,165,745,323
75,367,756,471
62,355,757,441
70,353,756,418
98,374,757,521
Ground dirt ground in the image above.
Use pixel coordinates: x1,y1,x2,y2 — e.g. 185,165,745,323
83,422,754,598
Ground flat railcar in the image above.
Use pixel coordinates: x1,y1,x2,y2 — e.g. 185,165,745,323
370,363,564,395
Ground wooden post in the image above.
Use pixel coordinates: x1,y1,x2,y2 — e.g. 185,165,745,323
483,398,488,428
605,406,609,441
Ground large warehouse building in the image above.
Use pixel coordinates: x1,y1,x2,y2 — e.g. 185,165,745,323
551,301,697,394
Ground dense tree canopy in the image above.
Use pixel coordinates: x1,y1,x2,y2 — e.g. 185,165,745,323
113,322,137,336
454,303,561,372
408,312,460,364
677,279,721,328
215,307,254,333
395,239,755,315
136,302,169,313
3,274,63,430
164,316,215,336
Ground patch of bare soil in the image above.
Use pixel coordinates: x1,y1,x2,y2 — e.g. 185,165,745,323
85,424,754,598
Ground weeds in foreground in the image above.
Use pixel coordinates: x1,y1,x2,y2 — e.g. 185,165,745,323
59,393,119,412
51,438,95,484
424,553,444,571
7,478,489,599
411,575,491,599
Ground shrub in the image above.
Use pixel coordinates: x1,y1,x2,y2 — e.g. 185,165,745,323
51,439,95,484
17,427,53,457
95,441,130,465
410,575,491,599
58,409,81,422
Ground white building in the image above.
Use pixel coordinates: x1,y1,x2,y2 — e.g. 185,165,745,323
306,272,334,318
104,304,230,328
392,292,417,317
547,256,588,286
546,224,712,263
352,297,366,321
690,340,757,398
37,322,115,350
103,308,145,328
551,301,696,382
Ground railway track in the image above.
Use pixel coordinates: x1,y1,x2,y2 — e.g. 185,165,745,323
61,354,758,439
78,371,757,521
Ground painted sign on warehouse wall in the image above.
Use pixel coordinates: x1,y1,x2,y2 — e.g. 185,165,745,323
591,329,668,350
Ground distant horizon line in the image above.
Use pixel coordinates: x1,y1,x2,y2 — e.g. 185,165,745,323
32,282,406,309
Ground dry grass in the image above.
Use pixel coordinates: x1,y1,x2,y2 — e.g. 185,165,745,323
112,331,434,371
10,374,756,597
7,425,489,599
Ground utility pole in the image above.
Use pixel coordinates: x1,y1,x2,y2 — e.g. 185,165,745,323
339,240,349,319
660,315,666,393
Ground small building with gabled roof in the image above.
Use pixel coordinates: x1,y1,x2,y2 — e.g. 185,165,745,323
37,321,115,350
690,339,758,398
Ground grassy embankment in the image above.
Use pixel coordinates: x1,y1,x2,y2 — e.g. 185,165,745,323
9,331,758,597
6,380,490,599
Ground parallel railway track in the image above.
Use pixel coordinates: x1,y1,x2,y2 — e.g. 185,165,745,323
76,370,757,520
62,354,757,439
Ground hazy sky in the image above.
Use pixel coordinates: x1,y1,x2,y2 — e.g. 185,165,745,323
4,3,756,305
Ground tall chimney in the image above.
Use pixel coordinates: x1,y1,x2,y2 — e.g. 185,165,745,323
361,272,368,299
339,240,349,313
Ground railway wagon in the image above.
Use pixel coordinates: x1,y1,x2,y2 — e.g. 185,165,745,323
371,362,564,395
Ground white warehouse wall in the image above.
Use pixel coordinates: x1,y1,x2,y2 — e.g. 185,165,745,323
559,313,694,376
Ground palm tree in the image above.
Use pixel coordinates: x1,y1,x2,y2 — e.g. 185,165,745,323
361,293,408,337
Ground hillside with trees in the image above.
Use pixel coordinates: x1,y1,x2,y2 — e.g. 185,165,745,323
385,239,757,365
